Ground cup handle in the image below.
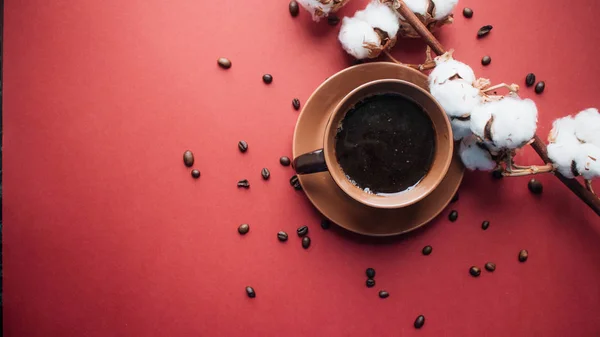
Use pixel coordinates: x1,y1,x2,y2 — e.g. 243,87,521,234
293,149,328,174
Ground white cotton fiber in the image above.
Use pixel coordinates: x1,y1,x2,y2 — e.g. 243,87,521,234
469,102,494,140
430,79,481,118
459,135,497,171
489,97,538,149
547,142,580,178
548,116,578,144
574,143,600,180
574,108,600,146
338,17,381,59
355,1,400,38
297,0,333,21
429,57,476,85
451,118,472,141
432,0,459,19
402,0,429,16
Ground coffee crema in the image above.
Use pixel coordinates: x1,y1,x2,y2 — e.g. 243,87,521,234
334,93,435,195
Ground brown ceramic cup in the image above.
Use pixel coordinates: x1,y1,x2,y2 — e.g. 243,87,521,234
293,79,453,209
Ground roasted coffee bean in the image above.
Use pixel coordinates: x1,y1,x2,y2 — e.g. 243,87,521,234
321,219,331,229
277,231,288,242
183,150,194,167
414,315,425,329
191,169,201,179
366,268,376,278
422,245,432,256
328,15,340,26
366,279,376,288
238,224,250,235
463,7,473,18
261,168,270,180
482,220,490,230
297,225,309,237
528,179,543,194
238,140,248,153
280,156,291,166
535,81,545,94
289,0,299,17
245,286,256,298
449,210,458,222
518,249,528,262
485,262,496,272
292,98,301,110
237,179,250,188
290,175,302,190
492,168,504,179
481,55,491,66
525,73,536,87
217,57,231,69
262,74,273,84
451,193,459,203
477,25,493,38
469,266,481,277
378,290,389,299
302,236,311,249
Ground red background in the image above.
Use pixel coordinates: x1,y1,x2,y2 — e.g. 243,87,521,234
4,0,600,336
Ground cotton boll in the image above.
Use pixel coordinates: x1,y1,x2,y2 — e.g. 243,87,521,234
430,79,481,118
459,135,497,171
297,0,332,21
490,97,538,149
470,102,494,140
401,0,429,16
574,143,600,180
429,57,476,85
432,0,458,20
451,118,472,141
548,116,578,144
355,1,400,38
574,108,600,146
338,17,381,59
547,142,580,178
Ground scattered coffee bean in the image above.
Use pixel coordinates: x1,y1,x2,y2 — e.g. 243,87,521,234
297,225,309,237
414,315,425,329
302,236,311,249
366,279,376,288
289,0,299,17
535,81,545,94
321,219,331,229
217,57,231,69
481,55,491,66
238,140,248,153
366,268,376,278
451,193,459,203
463,7,473,18
482,220,490,230
277,231,289,242
328,15,340,26
525,73,536,87
477,25,493,38
261,168,270,180
290,175,302,190
191,169,201,179
183,150,194,167
485,262,496,272
422,245,432,256
292,98,301,110
280,156,291,166
378,290,389,299
262,74,273,84
492,168,504,179
449,210,458,222
238,224,250,235
237,179,250,188
518,249,528,262
469,266,481,277
528,179,543,194
245,286,256,298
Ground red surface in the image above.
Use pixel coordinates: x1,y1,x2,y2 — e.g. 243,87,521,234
4,0,600,336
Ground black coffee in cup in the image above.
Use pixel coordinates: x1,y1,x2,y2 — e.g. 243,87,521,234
334,93,435,194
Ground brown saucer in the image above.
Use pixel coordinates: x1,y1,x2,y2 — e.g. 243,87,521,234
292,62,464,236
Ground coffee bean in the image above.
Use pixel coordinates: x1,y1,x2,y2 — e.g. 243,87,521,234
482,220,490,230
481,56,491,66
290,175,302,190
328,15,340,26
238,224,250,235
280,156,291,166
292,98,301,110
477,25,493,38
451,193,459,203
469,266,481,277
378,290,389,299
217,57,231,69
237,179,250,188
289,0,299,17
183,150,194,167
422,245,432,256
321,219,331,229
262,74,273,84
297,225,309,237
366,268,375,278
525,73,536,87
463,7,473,18
518,249,528,262
238,140,248,153
191,169,201,179
485,262,496,272
261,168,270,180
414,315,425,329
535,81,545,94
301,236,311,249
449,210,458,222
492,168,504,179
366,279,375,288
528,179,543,194
245,286,256,298
277,231,288,242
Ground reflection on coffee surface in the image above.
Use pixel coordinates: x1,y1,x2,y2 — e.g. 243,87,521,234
334,93,435,194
